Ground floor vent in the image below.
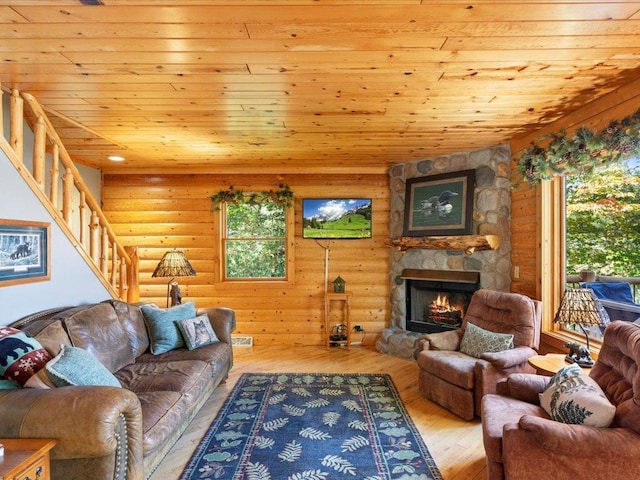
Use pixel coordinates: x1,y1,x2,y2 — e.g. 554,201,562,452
232,336,253,347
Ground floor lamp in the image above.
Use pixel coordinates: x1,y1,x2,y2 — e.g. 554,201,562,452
152,249,197,307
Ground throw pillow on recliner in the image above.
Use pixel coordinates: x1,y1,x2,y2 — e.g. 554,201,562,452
459,323,514,358
540,363,615,427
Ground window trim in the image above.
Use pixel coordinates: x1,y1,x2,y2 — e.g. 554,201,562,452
539,176,602,352
214,201,295,287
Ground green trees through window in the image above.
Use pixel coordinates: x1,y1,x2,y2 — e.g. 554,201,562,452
224,202,286,279
566,157,640,281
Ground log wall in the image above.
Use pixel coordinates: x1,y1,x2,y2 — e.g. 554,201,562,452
102,173,390,346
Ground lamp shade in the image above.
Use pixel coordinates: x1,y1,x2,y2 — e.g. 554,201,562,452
152,250,196,278
553,288,610,327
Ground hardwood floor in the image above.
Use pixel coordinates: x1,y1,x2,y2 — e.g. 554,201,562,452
148,345,487,480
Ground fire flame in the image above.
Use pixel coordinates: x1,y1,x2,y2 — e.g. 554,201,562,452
432,293,456,313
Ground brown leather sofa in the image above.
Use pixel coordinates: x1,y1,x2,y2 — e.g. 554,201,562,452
481,320,640,480
0,299,235,480
415,289,542,420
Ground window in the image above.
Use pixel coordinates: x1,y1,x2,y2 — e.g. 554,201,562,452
542,157,640,341
565,158,640,282
222,201,290,280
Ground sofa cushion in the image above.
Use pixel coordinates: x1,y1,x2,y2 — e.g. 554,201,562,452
176,314,219,350
136,391,183,456
460,322,514,358
0,327,51,386
35,321,71,357
540,363,615,427
417,350,477,389
137,341,233,378
24,368,56,389
108,300,150,357
64,303,135,373
46,345,121,388
141,302,197,355
115,360,208,394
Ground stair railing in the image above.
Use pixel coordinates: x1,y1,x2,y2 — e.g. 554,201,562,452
0,85,139,302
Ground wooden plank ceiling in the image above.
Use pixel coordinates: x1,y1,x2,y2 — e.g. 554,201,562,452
1,1,640,174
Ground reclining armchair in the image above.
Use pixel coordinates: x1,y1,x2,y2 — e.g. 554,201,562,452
415,289,542,420
481,321,640,480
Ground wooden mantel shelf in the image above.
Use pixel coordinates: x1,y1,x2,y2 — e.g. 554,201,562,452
386,235,500,255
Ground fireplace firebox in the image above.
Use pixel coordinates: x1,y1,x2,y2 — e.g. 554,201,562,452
402,269,480,333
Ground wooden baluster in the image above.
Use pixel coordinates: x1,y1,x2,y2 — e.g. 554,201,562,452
126,246,140,302
78,191,86,246
50,144,60,208
103,229,110,278
62,169,74,225
32,116,46,190
9,89,23,161
110,240,117,285
89,210,99,264
119,256,129,300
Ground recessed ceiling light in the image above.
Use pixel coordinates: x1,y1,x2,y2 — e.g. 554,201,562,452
108,155,125,162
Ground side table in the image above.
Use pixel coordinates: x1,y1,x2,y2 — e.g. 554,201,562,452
324,292,352,349
528,353,592,376
0,438,57,480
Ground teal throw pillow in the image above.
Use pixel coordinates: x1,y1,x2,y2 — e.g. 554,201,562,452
176,314,220,350
0,326,51,386
45,345,121,388
141,302,196,354
459,322,514,358
539,363,615,427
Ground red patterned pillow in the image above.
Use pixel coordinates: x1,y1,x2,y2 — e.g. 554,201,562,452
0,327,52,386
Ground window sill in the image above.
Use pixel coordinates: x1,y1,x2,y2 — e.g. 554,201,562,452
540,330,601,360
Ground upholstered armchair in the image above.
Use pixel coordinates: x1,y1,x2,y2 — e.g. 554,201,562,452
415,289,542,420
481,321,640,480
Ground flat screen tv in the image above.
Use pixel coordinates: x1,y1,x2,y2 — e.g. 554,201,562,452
302,198,372,239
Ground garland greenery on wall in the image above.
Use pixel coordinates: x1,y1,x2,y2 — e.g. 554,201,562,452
516,108,640,185
210,183,294,209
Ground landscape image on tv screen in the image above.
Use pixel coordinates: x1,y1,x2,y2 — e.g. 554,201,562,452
302,198,372,239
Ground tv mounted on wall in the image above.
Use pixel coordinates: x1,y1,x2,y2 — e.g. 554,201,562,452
302,198,372,239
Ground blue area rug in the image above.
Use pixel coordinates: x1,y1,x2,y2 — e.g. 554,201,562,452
180,373,443,480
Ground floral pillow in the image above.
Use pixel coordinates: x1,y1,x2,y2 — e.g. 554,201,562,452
459,323,514,358
539,363,615,427
0,327,51,386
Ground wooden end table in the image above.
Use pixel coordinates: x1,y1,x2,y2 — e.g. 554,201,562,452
325,292,352,349
528,353,592,376
0,438,57,480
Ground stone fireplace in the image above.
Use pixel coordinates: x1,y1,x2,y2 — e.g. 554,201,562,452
376,145,512,359
403,269,480,333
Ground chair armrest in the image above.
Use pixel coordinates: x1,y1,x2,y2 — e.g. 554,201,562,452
197,306,236,344
480,346,537,369
599,299,640,322
502,415,640,479
500,373,549,404
416,329,462,352
0,386,143,462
